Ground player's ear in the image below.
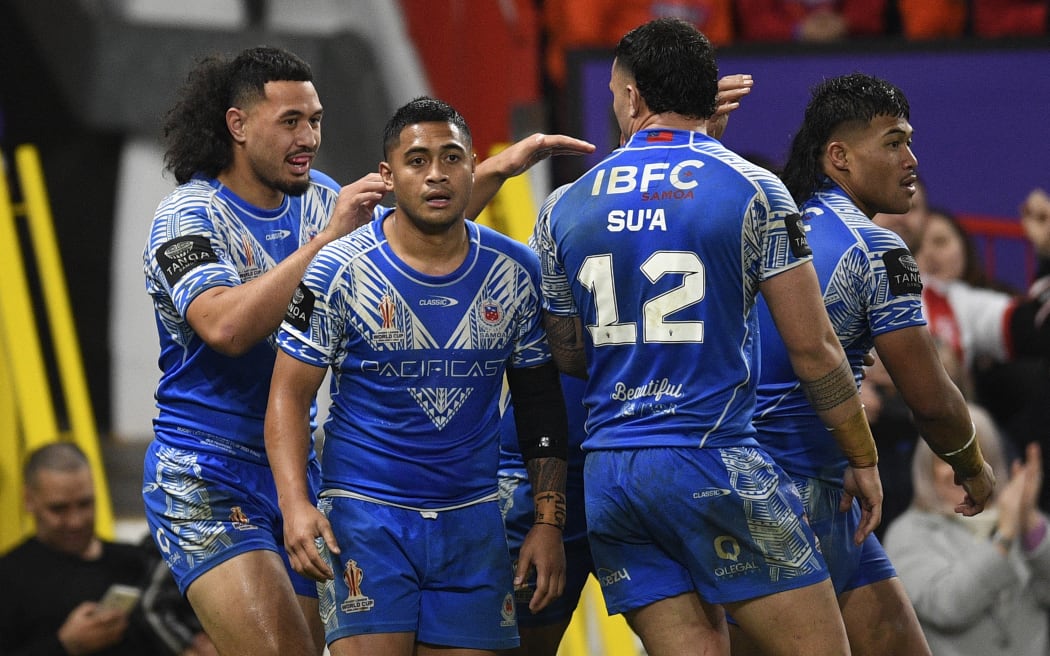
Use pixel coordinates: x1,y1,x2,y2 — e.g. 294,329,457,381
379,162,395,191
827,141,849,171
227,107,248,144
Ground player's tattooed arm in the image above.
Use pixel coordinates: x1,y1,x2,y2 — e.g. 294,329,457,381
542,312,587,379
527,458,568,531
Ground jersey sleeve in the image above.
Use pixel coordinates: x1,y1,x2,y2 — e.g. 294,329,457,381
146,200,243,320
510,246,553,369
531,184,578,317
276,241,349,368
865,229,927,336
751,174,812,282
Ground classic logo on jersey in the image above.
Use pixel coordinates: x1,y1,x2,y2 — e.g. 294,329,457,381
419,295,459,308
784,212,813,258
285,283,315,332
693,488,731,500
340,559,375,613
596,567,631,587
883,248,923,296
156,235,218,286
500,593,517,627
408,387,473,430
265,229,291,241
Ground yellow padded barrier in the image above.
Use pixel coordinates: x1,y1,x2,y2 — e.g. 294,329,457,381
0,146,114,552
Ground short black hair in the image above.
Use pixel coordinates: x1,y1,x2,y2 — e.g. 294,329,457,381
614,18,718,119
382,96,472,159
782,73,911,204
23,442,90,487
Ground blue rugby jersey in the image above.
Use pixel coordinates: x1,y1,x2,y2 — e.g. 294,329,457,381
277,208,552,507
754,183,926,484
144,171,340,463
533,129,811,451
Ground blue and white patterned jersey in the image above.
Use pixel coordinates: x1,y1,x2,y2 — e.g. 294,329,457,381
144,172,340,464
276,208,552,507
754,183,926,484
533,129,811,451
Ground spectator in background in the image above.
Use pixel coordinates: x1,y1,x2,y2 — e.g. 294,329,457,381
0,442,214,656
972,0,1049,38
916,207,1008,291
734,0,887,42
897,0,967,39
898,0,1048,39
884,404,1050,656
912,202,1050,512
542,0,733,91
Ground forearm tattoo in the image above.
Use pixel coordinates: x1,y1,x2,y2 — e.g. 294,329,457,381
527,457,567,530
543,313,587,378
800,357,856,411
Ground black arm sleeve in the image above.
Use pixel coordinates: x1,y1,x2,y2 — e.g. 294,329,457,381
506,362,569,462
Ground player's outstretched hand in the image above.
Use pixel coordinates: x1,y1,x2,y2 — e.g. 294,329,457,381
482,133,596,182
516,523,566,614
841,464,883,545
281,497,341,582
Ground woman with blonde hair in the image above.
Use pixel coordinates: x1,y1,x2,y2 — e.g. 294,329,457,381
885,404,1050,656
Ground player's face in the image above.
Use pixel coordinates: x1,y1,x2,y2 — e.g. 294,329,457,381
240,80,323,199
25,468,97,557
916,212,966,281
843,115,917,218
380,121,475,234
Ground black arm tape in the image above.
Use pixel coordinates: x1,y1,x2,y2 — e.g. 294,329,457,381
506,362,569,462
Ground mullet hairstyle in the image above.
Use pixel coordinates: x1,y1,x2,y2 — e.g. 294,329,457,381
614,17,718,120
781,72,910,206
162,46,314,184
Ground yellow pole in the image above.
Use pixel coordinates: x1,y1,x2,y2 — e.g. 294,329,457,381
13,145,115,540
0,153,60,450
0,335,28,553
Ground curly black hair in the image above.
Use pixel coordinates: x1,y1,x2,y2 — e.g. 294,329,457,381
162,46,314,184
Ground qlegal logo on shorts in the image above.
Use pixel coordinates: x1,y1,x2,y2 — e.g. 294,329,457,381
596,567,631,588
713,535,759,578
